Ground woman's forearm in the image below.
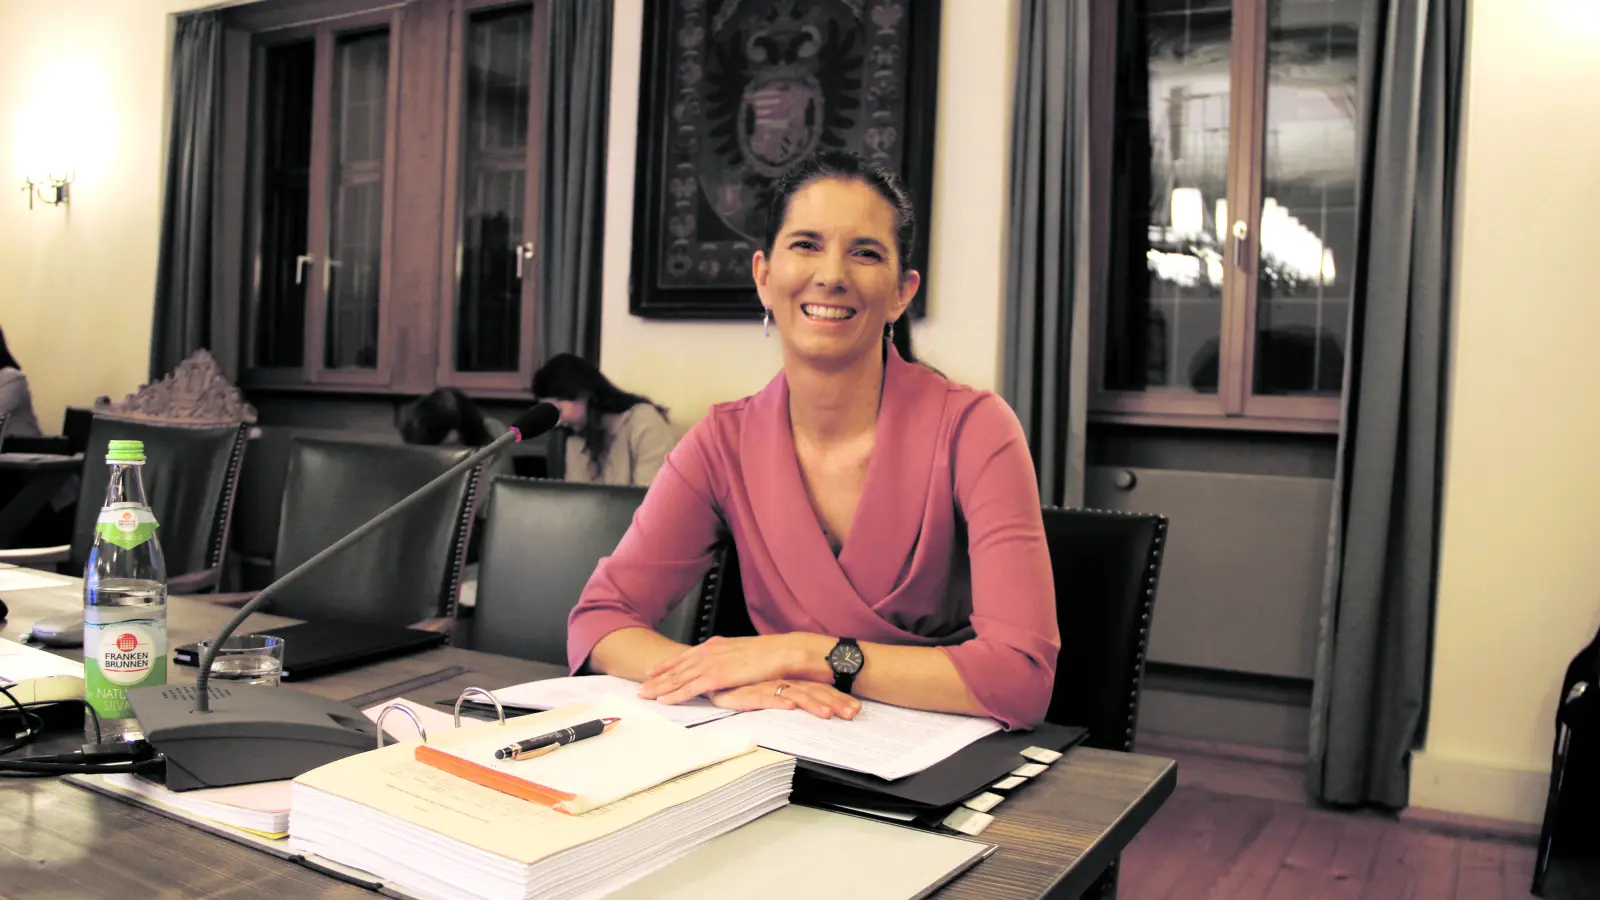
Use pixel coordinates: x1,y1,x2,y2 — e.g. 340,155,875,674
783,634,987,718
586,627,688,682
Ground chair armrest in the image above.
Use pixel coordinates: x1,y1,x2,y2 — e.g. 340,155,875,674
189,591,256,608
0,545,71,566
167,568,220,595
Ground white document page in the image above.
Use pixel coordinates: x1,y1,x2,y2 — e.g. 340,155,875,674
0,569,71,592
492,674,739,727
0,637,81,682
695,700,1000,781
361,696,458,742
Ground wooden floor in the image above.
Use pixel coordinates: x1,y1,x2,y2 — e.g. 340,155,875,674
1119,736,1540,900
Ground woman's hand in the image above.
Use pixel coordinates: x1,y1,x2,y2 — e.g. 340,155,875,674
638,634,821,704
709,680,861,720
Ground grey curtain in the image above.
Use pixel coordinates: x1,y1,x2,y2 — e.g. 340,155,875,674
1002,0,1090,509
150,12,223,381
537,0,612,364
1307,0,1467,808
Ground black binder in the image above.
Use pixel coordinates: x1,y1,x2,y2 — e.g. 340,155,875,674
172,621,447,681
791,721,1088,813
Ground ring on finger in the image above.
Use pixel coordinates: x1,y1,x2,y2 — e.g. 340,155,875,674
774,683,789,697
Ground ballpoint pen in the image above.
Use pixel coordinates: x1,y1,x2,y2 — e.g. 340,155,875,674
494,717,622,760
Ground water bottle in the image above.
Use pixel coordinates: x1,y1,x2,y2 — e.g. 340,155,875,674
83,439,168,743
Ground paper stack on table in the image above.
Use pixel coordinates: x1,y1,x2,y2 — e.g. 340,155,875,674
693,699,1001,781
102,774,292,838
485,674,738,727
290,700,795,900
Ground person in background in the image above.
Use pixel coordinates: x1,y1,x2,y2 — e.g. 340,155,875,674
563,151,1058,728
532,354,677,487
0,326,42,438
399,387,514,515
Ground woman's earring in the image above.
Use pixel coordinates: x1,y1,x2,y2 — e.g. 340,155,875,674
763,308,771,338
886,320,895,344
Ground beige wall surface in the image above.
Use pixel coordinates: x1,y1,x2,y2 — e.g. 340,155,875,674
0,1,226,431
1410,0,1600,824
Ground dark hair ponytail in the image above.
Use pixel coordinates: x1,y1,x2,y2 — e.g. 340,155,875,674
762,150,921,365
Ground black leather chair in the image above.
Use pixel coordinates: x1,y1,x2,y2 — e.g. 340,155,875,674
1040,507,1168,900
260,437,483,626
698,506,1168,900
17,416,250,592
1533,623,1600,897
467,477,707,664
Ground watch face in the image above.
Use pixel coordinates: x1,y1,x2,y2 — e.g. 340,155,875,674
829,642,864,675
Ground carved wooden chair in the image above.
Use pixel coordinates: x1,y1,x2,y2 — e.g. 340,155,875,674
0,350,256,594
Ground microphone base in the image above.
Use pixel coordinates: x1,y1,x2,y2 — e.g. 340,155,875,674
128,682,377,791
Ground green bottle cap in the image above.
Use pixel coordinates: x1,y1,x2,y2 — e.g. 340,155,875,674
105,440,146,463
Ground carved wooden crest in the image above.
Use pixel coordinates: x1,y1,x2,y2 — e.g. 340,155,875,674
95,349,258,424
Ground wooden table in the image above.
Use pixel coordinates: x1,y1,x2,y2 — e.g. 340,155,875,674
0,573,1176,900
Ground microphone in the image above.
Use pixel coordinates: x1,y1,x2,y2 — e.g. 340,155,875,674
126,403,560,790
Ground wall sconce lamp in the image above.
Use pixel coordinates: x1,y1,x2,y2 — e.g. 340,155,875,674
21,170,71,210
15,99,77,212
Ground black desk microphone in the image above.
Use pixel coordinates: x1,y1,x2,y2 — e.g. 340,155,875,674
126,403,560,791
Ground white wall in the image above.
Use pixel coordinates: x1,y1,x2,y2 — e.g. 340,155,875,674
597,0,1020,428
1410,0,1600,824
0,0,222,434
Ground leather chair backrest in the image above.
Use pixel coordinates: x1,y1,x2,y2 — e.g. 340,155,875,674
1040,507,1168,751
471,477,703,664
267,436,481,625
697,507,1169,753
73,416,250,587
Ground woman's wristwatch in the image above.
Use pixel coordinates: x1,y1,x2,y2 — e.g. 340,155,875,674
827,637,864,693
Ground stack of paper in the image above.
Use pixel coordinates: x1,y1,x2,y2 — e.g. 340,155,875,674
481,677,1002,782
290,701,795,900
101,775,292,837
488,674,738,727
694,700,1001,781
415,698,759,814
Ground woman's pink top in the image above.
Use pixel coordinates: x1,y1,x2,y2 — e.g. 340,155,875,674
565,349,1060,729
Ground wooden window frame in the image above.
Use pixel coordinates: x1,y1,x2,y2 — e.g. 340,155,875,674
434,0,550,395
1087,0,1345,435
219,0,548,401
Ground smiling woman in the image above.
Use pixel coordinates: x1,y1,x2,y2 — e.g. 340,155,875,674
564,151,1060,731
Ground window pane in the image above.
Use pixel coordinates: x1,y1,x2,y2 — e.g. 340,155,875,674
1105,0,1232,395
255,40,314,369
454,6,532,374
325,29,389,371
1253,0,1360,396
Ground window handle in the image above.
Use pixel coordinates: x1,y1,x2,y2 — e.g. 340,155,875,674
1231,221,1249,269
515,242,535,280
295,254,315,285
324,258,342,292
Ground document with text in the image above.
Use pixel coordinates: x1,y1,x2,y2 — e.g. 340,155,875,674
695,701,1001,781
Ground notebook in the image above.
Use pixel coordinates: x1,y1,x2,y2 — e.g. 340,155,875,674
172,621,446,680
414,698,759,814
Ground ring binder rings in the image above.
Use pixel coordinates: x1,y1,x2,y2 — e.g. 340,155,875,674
374,704,428,749
453,687,505,727
376,688,507,749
